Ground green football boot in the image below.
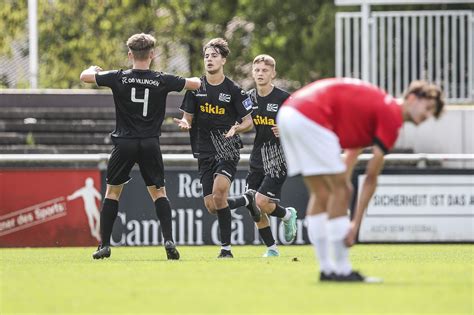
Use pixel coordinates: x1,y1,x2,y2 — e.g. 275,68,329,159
283,207,297,242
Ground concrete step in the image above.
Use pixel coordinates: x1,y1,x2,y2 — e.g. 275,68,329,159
1,107,116,120
0,120,115,133
0,107,183,120
0,132,190,145
0,130,255,145
0,132,111,145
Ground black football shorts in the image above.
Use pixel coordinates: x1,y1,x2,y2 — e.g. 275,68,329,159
246,169,286,201
198,156,239,197
106,137,165,188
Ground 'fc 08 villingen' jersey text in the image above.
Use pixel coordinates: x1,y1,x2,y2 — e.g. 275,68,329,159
96,69,185,138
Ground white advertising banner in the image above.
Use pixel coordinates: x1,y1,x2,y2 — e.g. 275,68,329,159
358,174,474,242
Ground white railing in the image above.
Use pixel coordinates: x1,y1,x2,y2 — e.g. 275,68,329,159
336,10,474,103
1,153,473,168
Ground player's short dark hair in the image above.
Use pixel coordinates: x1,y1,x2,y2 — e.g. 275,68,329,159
126,33,156,61
404,81,445,119
203,38,230,58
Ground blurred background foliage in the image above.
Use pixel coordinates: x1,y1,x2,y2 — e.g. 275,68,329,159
0,0,339,90
0,0,471,90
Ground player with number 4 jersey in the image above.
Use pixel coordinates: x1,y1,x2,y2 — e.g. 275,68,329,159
80,33,201,260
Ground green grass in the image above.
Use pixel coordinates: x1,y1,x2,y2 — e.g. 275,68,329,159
1,245,473,314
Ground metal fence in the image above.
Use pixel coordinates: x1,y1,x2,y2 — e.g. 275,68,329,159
336,10,474,103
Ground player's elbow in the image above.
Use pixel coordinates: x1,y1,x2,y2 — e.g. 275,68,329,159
80,72,93,84
79,72,86,82
185,78,201,90
241,123,253,133
240,117,253,133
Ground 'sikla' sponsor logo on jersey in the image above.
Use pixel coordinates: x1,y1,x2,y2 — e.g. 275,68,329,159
219,93,231,102
253,115,275,126
200,102,225,115
242,97,253,110
266,103,279,112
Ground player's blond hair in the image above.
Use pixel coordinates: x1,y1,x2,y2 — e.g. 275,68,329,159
126,33,156,61
253,54,276,70
404,81,445,118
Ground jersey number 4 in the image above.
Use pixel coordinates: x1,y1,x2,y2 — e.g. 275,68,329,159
131,88,149,117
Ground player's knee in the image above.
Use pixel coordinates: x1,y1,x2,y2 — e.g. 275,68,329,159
204,199,216,214
149,189,166,201
105,184,123,200
340,181,351,198
105,192,120,201
255,214,270,228
212,191,226,207
346,181,354,198
255,194,272,212
207,208,217,215
333,176,349,195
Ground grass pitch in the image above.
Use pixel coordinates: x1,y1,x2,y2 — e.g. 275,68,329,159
0,245,472,314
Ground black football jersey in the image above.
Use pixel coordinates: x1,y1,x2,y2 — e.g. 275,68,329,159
180,76,253,159
96,69,185,138
249,87,290,177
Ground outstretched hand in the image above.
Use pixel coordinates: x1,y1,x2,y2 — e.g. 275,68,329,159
173,118,191,130
225,124,238,138
344,221,358,247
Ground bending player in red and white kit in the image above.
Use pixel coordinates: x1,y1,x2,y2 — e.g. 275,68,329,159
277,78,444,282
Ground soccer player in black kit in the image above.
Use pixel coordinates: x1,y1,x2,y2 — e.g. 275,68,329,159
174,38,253,258
227,55,297,257
79,33,201,260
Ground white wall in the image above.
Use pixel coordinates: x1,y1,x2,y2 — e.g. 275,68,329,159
395,106,474,168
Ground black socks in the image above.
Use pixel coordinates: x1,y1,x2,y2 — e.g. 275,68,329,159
154,197,173,242
259,226,276,247
269,203,286,218
100,198,119,246
227,196,248,210
216,206,232,246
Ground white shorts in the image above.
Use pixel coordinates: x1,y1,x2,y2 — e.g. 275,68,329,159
277,106,346,177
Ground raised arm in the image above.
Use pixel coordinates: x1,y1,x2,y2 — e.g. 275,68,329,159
184,77,201,90
345,145,385,247
80,65,102,84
